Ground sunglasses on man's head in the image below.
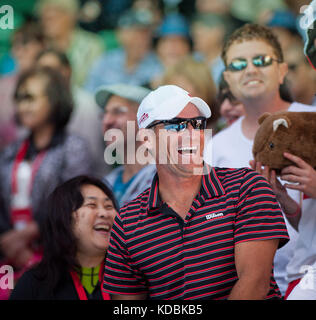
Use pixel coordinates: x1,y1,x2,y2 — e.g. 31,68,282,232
147,117,207,132
226,54,281,72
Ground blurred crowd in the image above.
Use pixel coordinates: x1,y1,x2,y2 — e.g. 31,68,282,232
1,0,316,300
1,0,314,155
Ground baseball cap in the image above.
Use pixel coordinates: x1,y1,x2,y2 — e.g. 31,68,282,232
155,13,191,39
95,83,151,109
137,85,211,129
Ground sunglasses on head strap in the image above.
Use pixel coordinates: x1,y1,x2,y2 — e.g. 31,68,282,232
226,54,282,72
147,117,207,132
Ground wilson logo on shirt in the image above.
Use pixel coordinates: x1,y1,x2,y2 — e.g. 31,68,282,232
206,213,224,220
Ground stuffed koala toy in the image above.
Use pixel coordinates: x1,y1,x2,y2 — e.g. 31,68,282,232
253,111,316,174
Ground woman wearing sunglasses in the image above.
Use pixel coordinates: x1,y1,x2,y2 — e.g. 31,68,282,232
0,67,92,299
10,176,118,300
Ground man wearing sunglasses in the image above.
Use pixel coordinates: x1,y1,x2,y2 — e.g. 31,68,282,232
204,23,316,298
103,85,289,300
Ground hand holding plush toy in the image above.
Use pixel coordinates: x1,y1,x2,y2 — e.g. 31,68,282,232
252,111,316,198
253,111,316,174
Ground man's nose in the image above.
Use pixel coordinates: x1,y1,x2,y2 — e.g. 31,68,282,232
244,60,259,73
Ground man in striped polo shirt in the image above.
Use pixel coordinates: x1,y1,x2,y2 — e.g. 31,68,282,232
102,85,289,300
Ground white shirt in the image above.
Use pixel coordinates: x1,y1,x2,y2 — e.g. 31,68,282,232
11,161,32,231
203,101,316,295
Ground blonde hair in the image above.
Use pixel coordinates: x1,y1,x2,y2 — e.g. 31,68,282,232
160,56,217,113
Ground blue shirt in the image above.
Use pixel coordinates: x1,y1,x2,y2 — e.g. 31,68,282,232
104,165,156,208
84,48,163,93
112,169,136,206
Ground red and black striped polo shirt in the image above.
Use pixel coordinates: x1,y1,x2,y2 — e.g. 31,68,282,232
103,166,289,299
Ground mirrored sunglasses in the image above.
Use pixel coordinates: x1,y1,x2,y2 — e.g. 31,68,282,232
227,55,281,72
147,117,207,132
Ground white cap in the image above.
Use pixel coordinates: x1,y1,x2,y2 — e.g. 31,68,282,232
137,85,211,128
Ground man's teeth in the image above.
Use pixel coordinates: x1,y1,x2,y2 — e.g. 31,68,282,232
247,80,260,85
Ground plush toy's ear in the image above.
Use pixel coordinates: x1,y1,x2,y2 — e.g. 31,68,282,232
258,112,271,125
272,117,291,132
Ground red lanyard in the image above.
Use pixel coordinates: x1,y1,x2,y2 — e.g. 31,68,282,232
70,262,110,300
11,139,47,195
10,140,47,227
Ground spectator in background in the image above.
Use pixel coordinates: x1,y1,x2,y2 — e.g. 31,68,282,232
0,67,92,299
195,0,232,15
36,48,108,178
217,74,245,129
36,0,104,87
282,0,316,299
204,23,316,297
154,13,192,70
230,0,287,24
132,0,164,29
150,13,192,88
0,22,46,151
10,176,118,300
284,40,316,106
266,10,300,53
95,83,156,208
159,55,220,133
191,13,228,85
85,9,162,92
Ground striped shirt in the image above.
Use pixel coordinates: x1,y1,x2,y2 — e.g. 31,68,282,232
103,167,289,299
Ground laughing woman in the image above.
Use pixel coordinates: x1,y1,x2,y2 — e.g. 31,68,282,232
0,66,92,299
10,175,118,300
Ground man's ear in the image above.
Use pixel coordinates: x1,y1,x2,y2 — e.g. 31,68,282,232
279,62,288,85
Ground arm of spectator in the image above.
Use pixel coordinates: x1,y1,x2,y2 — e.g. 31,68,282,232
231,169,289,299
280,152,316,199
228,239,279,300
249,160,302,231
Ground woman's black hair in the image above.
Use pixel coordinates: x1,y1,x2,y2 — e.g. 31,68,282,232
34,175,118,293
13,66,73,130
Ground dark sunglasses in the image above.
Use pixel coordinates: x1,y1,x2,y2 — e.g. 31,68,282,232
147,117,207,132
226,54,282,72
